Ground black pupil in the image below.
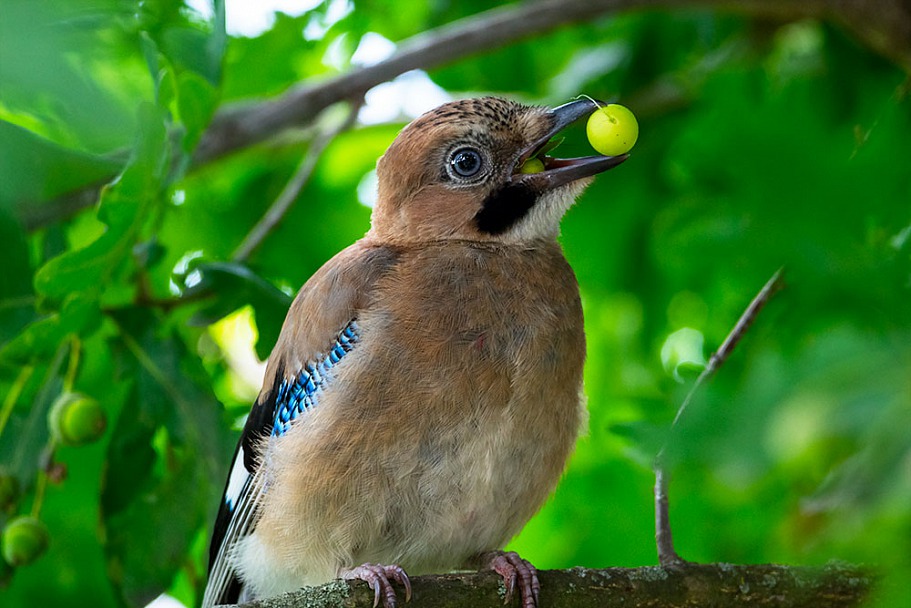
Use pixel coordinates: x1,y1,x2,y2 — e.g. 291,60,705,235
452,150,481,177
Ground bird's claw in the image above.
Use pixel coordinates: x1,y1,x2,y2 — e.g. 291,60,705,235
486,551,540,608
341,563,411,608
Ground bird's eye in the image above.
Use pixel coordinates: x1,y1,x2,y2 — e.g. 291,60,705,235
449,148,483,179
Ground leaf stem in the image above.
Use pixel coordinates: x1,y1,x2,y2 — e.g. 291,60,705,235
0,366,35,440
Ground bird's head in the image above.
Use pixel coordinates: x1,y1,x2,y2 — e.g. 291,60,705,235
370,97,627,245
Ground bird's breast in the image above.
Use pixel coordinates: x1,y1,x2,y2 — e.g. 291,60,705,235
346,241,586,567
369,241,584,369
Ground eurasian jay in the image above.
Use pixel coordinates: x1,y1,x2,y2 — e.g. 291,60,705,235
203,97,628,608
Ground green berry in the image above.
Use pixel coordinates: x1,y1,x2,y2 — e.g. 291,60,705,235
48,392,106,447
2,516,49,567
586,103,639,156
519,157,545,174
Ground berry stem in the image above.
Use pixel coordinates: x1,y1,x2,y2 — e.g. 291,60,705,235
30,443,57,518
62,337,81,394
574,93,603,109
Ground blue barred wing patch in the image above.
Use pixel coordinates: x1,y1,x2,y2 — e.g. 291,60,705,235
272,321,360,435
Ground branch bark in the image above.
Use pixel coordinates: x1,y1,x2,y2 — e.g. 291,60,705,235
20,0,911,229
231,563,873,608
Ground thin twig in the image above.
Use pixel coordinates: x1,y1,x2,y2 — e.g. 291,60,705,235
231,99,363,263
654,465,680,566
669,268,785,429
654,268,785,566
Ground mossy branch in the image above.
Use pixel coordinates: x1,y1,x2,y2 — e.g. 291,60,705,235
231,563,873,608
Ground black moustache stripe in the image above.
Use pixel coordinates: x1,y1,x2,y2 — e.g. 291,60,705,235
475,183,537,234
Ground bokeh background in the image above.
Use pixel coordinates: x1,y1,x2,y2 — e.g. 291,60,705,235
1,1,909,607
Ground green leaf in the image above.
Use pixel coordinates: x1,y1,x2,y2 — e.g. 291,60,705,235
220,11,326,101
140,31,164,97
33,103,170,305
185,261,292,360
102,309,231,607
100,383,156,518
33,227,134,306
0,0,144,151
0,121,122,215
660,328,707,382
0,209,35,347
103,432,210,606
4,342,67,482
208,0,227,84
176,71,219,150
0,296,99,364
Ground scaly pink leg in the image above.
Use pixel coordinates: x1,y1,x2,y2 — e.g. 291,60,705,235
340,563,412,608
484,550,540,608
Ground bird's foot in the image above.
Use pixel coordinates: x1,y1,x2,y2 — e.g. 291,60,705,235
483,550,540,608
340,563,412,608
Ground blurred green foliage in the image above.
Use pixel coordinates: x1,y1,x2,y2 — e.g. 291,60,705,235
1,1,909,607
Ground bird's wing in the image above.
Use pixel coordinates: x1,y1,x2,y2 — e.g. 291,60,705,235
202,242,399,607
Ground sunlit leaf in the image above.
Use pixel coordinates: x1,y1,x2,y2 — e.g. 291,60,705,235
32,103,170,305
185,261,292,360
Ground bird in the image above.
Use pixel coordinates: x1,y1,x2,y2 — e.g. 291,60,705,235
202,96,628,608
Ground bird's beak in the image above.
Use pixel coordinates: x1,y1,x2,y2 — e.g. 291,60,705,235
511,98,628,190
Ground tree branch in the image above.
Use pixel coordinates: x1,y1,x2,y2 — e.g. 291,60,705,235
188,0,911,167
21,0,911,229
191,0,649,167
231,563,873,608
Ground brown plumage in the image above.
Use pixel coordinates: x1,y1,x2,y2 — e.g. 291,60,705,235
204,97,628,608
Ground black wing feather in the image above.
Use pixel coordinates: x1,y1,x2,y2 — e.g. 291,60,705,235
205,364,285,605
